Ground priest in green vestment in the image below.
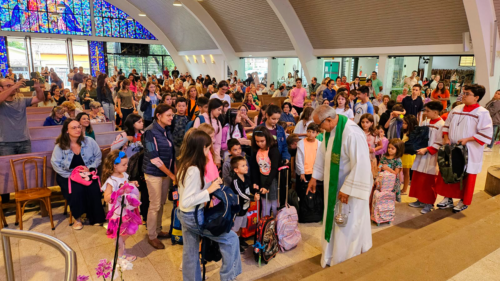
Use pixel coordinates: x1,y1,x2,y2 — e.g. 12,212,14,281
307,105,373,267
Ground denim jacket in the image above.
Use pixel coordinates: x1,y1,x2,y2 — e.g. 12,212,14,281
256,123,291,161
51,136,102,178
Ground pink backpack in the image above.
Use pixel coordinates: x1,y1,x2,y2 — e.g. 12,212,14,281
276,167,301,252
68,166,100,194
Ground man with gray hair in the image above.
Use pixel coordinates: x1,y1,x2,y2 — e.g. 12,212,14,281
307,105,373,267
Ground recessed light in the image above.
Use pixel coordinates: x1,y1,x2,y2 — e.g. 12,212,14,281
138,13,146,17
126,17,133,21
173,1,182,6
249,55,252,57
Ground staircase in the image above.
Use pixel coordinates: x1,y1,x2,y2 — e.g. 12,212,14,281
258,192,500,281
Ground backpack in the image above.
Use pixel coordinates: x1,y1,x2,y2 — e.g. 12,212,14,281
195,185,240,236
438,144,468,188
170,202,183,245
200,237,221,281
126,150,144,183
185,115,205,133
275,167,301,252
404,126,430,155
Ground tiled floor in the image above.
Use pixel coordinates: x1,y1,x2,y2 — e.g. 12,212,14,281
1,147,499,281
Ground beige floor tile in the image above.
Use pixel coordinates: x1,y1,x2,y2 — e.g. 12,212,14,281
147,245,183,281
73,224,114,250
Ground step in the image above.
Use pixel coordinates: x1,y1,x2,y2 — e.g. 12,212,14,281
302,194,500,281
357,206,500,281
256,192,491,281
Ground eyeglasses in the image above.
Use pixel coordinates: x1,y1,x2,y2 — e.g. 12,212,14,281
318,117,329,127
69,126,82,130
463,92,475,97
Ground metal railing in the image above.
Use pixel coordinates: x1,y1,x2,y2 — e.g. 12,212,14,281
1,228,77,281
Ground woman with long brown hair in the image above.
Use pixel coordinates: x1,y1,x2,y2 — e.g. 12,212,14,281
78,78,96,109
116,78,136,126
185,85,199,121
51,119,104,230
177,129,241,281
431,81,450,110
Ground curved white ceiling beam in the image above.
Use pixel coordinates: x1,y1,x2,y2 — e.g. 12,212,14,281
266,0,316,80
180,0,239,72
106,0,187,72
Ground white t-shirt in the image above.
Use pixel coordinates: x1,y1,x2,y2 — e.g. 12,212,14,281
210,93,231,107
101,172,130,192
293,120,313,139
335,107,354,119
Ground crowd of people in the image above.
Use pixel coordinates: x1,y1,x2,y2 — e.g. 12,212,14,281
0,65,497,280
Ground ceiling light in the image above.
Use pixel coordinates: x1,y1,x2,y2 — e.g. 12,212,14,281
138,13,146,17
56,2,65,8
126,17,133,21
173,1,182,6
249,55,252,57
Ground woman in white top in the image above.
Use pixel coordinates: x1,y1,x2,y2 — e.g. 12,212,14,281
293,107,314,139
177,130,242,281
333,91,354,120
286,72,294,87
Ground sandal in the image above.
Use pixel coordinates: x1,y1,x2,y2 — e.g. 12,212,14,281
119,254,137,262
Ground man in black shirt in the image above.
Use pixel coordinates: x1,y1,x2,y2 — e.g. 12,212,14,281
402,84,424,119
171,66,179,79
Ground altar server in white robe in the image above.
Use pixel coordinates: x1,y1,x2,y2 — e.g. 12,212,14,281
307,105,373,267
409,101,445,214
436,84,493,213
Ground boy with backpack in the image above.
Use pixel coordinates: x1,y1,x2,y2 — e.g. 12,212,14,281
230,155,259,252
436,84,493,213
408,101,444,214
171,97,188,158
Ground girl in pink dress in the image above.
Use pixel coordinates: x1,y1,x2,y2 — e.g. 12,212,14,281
359,113,378,179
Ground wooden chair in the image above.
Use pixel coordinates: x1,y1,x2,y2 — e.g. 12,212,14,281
9,156,55,230
0,197,8,230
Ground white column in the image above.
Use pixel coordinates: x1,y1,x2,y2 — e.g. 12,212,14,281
377,55,389,95
266,56,274,87
463,0,500,104
266,0,317,81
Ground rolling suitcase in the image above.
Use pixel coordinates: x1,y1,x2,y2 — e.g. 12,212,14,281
371,171,396,226
276,166,301,252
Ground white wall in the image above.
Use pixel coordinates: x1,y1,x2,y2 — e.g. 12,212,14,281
183,54,226,82
402,57,419,77
356,58,378,78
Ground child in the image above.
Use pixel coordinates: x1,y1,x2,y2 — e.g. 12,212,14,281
359,113,378,178
374,124,389,160
197,123,220,183
377,139,404,202
333,90,354,120
223,139,247,186
293,107,314,139
230,156,259,253
409,101,444,213
373,106,380,126
310,93,318,109
254,104,268,125
221,109,250,161
101,150,141,262
295,123,322,198
171,97,188,158
485,89,500,152
385,104,404,139
401,114,418,194
195,99,223,166
353,86,374,124
256,104,291,165
436,84,493,213
250,127,281,217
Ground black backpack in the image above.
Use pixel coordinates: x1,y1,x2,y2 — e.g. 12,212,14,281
200,237,221,280
404,126,430,155
438,144,468,189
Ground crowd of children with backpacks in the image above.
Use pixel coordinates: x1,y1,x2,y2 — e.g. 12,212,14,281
98,80,495,281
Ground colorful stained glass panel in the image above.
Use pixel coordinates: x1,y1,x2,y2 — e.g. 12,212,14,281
0,36,8,78
89,41,105,77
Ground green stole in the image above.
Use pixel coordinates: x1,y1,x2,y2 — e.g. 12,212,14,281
324,114,348,243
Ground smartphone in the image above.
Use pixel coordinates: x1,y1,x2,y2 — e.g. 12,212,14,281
25,80,34,86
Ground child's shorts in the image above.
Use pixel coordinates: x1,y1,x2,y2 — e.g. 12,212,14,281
231,215,248,232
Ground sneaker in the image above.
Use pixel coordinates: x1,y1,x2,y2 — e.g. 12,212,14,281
453,200,468,213
409,200,424,208
72,221,83,230
421,204,434,214
437,197,454,209
484,147,493,152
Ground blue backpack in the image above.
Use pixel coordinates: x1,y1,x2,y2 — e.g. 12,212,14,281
185,115,205,133
195,185,240,236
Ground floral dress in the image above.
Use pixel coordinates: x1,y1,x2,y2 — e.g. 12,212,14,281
379,156,403,202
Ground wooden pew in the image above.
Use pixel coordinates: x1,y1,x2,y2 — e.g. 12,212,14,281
31,131,121,153
248,110,259,120
259,96,286,107
28,119,47,128
30,122,114,139
27,109,91,120
0,146,111,194
231,102,242,109
27,107,53,113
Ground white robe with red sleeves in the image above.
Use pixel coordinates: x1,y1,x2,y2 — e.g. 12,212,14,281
442,104,493,174
412,118,445,175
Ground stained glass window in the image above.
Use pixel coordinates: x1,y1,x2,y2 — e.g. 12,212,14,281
93,0,156,40
89,41,105,77
0,36,8,77
0,0,91,35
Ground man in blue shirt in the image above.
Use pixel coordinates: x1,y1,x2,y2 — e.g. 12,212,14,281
353,86,374,124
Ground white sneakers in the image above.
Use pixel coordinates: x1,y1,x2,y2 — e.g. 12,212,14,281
436,197,454,209
453,200,468,213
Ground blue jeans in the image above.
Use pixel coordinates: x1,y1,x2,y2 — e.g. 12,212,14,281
102,102,115,122
178,209,242,281
0,140,31,156
488,125,499,148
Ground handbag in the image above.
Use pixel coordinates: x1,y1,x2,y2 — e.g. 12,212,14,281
68,166,100,194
